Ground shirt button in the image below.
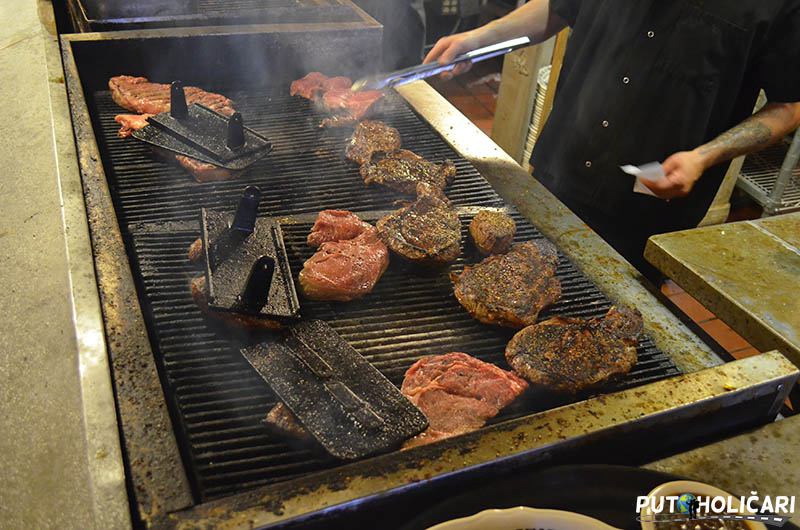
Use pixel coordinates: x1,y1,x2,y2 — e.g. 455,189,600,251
585,161,592,168
647,30,655,38
602,120,609,128
622,76,630,84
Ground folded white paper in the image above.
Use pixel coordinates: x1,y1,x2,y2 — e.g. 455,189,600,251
621,162,666,198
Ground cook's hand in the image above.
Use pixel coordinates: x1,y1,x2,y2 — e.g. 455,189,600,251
642,150,705,199
423,31,483,80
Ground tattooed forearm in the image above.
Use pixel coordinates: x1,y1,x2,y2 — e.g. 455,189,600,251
694,102,800,170
697,119,771,167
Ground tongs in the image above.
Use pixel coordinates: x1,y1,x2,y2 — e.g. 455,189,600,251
350,36,532,92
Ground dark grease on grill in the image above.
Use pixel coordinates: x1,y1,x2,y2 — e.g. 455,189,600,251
97,86,682,501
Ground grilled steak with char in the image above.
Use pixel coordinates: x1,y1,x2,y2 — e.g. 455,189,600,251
452,240,561,328
360,149,456,194
505,306,643,393
263,403,313,441
377,183,461,266
345,120,402,165
109,75,235,116
298,216,390,302
401,352,528,449
469,210,516,254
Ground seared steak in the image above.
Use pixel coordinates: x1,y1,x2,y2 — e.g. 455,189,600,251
360,149,456,194
190,276,281,330
345,120,402,165
452,240,561,328
263,403,313,441
469,210,516,254
505,306,643,393
109,75,235,116
400,352,528,449
306,210,372,248
376,183,461,266
298,224,390,302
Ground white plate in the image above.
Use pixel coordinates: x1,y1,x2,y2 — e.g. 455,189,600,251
427,506,621,530
640,480,766,530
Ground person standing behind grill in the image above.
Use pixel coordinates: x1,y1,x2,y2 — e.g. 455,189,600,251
424,0,800,283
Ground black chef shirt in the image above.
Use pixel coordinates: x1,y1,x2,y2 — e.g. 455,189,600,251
531,0,800,232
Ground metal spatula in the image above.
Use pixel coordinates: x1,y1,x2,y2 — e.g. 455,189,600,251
350,36,531,92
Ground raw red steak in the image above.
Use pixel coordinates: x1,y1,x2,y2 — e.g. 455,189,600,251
290,72,330,99
298,222,390,302
306,210,373,248
400,352,528,449
322,87,384,121
109,75,235,116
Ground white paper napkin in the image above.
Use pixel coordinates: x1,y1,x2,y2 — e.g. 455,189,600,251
620,162,666,197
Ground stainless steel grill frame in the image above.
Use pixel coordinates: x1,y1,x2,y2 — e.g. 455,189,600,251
59,27,798,529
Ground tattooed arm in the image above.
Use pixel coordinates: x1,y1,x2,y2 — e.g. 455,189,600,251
642,101,800,199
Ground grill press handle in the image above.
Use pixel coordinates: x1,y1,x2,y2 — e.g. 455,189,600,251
230,255,275,314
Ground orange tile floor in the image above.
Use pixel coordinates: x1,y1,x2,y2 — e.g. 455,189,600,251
429,59,763,363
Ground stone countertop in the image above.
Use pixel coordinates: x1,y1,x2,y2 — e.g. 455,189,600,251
645,413,800,522
645,212,800,366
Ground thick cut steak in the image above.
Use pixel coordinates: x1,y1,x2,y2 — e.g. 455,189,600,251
109,75,235,116
505,306,643,393
377,183,461,266
469,210,516,254
345,120,402,165
298,214,389,302
400,352,528,449
360,149,456,194
452,240,562,328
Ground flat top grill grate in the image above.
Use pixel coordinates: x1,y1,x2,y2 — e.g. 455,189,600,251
88,85,681,502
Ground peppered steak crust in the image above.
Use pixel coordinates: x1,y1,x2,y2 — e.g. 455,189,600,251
452,240,561,328
345,120,402,165
376,185,461,266
469,210,516,254
360,149,456,194
505,305,643,393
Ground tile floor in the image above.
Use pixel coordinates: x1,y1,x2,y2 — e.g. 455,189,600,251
428,59,765,364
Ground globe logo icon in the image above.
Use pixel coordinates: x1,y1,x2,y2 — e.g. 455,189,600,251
678,493,696,515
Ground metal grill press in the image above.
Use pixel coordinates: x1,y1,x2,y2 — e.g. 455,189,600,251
91,86,681,502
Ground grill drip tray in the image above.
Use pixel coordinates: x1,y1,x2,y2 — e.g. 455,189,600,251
91,86,681,501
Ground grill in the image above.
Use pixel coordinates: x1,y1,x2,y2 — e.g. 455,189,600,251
60,26,797,530
92,84,681,501
66,0,371,32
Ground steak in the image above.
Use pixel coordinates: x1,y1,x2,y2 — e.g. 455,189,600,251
452,240,561,328
400,352,528,449
306,210,373,248
263,403,313,441
469,210,516,254
109,75,235,116
345,120,402,165
505,306,643,393
291,72,384,122
190,276,282,330
360,149,456,194
114,114,238,182
376,183,461,266
298,224,390,302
